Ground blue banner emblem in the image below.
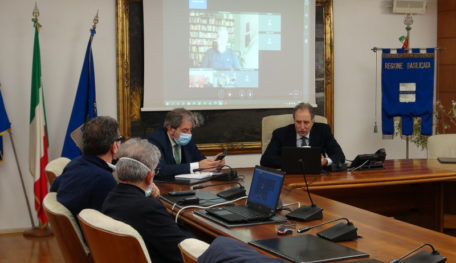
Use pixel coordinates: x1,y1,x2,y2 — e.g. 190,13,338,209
382,48,435,136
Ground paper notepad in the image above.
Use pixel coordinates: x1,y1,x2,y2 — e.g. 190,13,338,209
175,172,213,180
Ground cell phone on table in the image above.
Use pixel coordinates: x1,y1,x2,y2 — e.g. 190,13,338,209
215,150,227,161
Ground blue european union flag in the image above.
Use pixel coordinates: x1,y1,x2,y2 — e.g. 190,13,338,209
0,89,11,162
61,29,97,159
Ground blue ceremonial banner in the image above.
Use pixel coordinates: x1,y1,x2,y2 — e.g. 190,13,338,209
382,48,435,136
0,89,11,162
61,29,97,159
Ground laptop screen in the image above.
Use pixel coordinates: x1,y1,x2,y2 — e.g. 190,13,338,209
247,166,285,210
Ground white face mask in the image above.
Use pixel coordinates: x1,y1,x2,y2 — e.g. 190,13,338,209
117,157,154,197
144,183,154,197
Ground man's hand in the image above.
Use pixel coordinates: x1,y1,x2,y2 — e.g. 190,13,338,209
321,155,328,167
213,152,226,170
199,153,225,172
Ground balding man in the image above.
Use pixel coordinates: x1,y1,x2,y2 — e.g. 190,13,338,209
261,103,345,169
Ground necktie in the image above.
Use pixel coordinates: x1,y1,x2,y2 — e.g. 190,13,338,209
301,137,309,147
173,144,181,164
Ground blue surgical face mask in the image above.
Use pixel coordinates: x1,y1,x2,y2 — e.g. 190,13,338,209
175,132,192,146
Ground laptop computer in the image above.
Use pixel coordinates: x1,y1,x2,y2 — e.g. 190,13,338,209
281,146,321,174
205,165,285,223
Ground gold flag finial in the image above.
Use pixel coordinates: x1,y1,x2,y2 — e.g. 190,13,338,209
92,10,99,31
32,2,39,22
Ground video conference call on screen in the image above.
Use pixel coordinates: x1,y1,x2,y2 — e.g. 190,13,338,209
143,0,315,110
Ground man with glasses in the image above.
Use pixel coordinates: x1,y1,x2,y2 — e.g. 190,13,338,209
147,108,225,180
51,116,119,218
260,103,345,169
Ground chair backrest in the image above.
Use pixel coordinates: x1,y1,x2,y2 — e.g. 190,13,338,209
261,114,327,153
78,209,151,263
178,238,210,263
45,157,71,185
427,134,456,159
43,192,91,263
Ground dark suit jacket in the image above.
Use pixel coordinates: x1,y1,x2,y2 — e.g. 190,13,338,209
102,184,192,263
50,155,117,219
260,123,345,169
198,236,285,263
147,128,205,180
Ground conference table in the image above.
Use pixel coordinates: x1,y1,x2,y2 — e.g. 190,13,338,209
156,159,456,262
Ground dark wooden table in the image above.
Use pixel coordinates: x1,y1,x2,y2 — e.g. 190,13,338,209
156,159,456,262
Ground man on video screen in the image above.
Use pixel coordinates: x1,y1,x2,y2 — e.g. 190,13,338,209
201,27,241,70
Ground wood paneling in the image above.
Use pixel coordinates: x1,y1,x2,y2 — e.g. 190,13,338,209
437,11,456,38
437,65,456,92
438,39,456,65
438,0,456,12
438,1,456,135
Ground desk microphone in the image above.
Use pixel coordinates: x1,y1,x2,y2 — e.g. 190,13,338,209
286,159,323,222
297,217,358,242
389,243,446,263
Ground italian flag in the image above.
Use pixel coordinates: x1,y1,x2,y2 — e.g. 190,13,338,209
29,21,49,226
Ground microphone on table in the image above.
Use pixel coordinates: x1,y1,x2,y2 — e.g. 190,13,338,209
193,165,238,181
286,159,323,221
389,243,446,263
297,217,358,242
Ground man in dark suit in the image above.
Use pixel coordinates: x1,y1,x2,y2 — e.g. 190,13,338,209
102,138,192,263
50,116,119,219
148,108,224,180
260,103,345,169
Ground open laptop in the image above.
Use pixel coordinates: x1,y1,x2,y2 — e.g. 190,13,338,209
281,146,321,174
205,166,285,223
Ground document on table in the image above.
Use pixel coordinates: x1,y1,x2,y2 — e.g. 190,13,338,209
175,172,213,180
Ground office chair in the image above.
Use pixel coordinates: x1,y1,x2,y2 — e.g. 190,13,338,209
45,157,71,185
78,209,151,263
178,238,210,263
43,192,92,263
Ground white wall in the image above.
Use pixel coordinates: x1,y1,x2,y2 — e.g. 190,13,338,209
0,0,116,231
333,0,436,160
0,0,437,231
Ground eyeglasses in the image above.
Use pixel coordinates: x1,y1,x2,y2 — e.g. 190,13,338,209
115,136,124,143
154,168,160,176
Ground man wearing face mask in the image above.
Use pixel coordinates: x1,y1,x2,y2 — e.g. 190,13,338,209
102,138,192,263
260,103,345,169
50,116,119,219
147,108,225,180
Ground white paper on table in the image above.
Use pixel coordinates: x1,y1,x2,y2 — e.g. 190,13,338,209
175,172,213,180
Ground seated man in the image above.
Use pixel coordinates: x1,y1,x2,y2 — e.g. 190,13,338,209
260,103,345,169
50,116,119,218
102,138,192,263
147,108,224,180
201,27,241,70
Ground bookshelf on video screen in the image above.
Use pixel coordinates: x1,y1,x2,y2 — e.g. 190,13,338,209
143,0,315,110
